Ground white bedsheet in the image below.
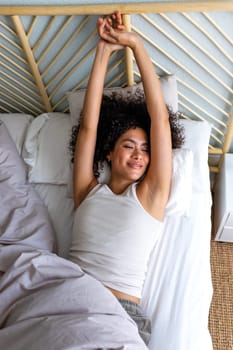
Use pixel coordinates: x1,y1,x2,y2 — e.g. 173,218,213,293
143,192,213,350
34,182,213,350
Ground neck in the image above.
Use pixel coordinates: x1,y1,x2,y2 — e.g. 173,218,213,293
108,179,134,195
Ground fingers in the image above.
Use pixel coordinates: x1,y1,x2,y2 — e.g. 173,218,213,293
97,11,125,44
113,11,122,26
97,16,111,34
97,17,105,37
111,11,124,31
97,18,117,43
101,11,124,30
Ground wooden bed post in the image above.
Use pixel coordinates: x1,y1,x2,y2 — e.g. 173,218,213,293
11,15,52,112
218,111,233,171
122,14,135,87
212,110,233,190
223,111,233,155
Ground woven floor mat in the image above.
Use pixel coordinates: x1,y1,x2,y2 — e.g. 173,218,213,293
209,239,233,350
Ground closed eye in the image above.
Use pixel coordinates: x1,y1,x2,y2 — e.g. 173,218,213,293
123,145,134,149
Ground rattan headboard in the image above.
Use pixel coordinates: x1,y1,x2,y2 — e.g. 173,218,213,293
1,2,233,187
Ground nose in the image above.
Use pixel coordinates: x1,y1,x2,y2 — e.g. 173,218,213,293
132,148,142,159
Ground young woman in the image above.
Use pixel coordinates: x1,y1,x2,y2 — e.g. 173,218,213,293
69,11,184,345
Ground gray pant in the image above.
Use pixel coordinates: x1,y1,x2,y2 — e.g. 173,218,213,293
118,299,151,346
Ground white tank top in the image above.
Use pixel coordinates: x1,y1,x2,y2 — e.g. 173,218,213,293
69,183,163,298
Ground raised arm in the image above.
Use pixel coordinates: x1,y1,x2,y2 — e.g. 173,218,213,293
133,36,172,220
99,12,172,220
73,29,123,208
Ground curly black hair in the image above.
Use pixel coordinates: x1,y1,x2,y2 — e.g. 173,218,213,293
69,88,185,178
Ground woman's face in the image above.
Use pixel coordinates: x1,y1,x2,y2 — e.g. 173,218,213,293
107,127,150,182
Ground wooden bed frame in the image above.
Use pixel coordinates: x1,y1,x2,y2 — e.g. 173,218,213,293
1,2,233,187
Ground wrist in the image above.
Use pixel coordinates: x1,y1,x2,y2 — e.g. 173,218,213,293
96,40,115,57
129,33,142,51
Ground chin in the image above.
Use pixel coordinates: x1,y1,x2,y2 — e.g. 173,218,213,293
125,168,146,182
130,173,145,182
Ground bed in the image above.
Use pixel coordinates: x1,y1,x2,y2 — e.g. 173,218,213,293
0,2,233,350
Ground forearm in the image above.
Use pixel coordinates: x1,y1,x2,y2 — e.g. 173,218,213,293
131,36,168,121
81,41,112,130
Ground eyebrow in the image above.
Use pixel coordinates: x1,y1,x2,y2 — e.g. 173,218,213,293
122,138,148,146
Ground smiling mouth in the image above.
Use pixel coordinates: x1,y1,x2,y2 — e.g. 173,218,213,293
128,162,143,169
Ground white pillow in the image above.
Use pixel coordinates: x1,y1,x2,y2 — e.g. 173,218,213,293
180,119,211,193
23,113,72,184
0,122,27,185
166,148,193,216
0,113,33,155
66,75,178,126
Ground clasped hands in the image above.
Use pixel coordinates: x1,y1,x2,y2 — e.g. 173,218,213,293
97,11,138,51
